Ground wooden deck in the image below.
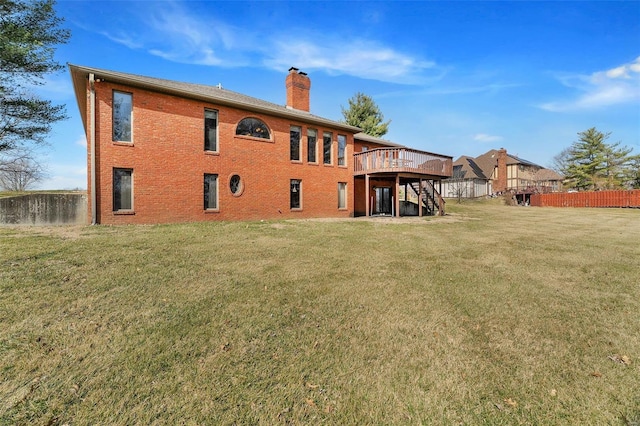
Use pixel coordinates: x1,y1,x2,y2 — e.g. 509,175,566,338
354,148,452,178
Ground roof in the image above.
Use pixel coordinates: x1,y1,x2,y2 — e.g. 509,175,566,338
473,149,501,179
452,156,489,180
507,154,541,168
534,168,564,181
68,64,362,134
354,132,405,148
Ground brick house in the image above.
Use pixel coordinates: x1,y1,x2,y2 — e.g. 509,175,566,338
69,64,452,224
442,148,563,202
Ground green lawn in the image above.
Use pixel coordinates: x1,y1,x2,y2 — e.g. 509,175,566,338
1,200,639,425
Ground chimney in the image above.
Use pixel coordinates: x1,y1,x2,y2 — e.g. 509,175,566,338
495,148,508,193
286,67,311,112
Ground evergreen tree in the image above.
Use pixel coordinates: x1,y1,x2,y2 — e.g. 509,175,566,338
623,156,640,189
0,0,70,152
341,92,390,137
561,128,634,190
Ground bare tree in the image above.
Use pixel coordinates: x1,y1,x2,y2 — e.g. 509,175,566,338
0,149,47,191
447,165,468,203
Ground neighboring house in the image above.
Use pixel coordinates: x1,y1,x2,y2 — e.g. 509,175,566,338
69,65,452,224
442,148,563,203
441,155,493,199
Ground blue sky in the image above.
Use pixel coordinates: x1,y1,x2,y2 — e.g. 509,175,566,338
34,0,640,189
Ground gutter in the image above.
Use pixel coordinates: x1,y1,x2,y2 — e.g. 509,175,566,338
89,73,96,225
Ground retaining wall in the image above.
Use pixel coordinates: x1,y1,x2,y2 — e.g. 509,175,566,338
0,193,88,225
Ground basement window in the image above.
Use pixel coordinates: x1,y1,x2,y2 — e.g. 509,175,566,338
204,174,219,210
113,168,133,211
338,182,347,209
290,179,301,209
236,117,271,139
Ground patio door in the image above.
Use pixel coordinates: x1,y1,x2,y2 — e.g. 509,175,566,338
375,187,392,215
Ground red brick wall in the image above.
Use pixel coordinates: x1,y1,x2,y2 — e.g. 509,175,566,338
87,80,355,224
285,69,311,112
494,148,507,193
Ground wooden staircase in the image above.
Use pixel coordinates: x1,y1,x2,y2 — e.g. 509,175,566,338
409,181,445,216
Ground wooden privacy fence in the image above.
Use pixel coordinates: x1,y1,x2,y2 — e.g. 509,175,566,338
530,190,640,208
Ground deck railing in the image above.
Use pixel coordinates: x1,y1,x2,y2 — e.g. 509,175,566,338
354,148,452,177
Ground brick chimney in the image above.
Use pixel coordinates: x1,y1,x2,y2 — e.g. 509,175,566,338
286,67,310,112
495,148,508,193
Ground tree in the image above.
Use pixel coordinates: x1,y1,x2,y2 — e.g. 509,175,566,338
622,156,640,189
550,147,571,175
559,128,634,191
0,0,70,152
341,92,390,137
447,165,468,203
0,148,46,191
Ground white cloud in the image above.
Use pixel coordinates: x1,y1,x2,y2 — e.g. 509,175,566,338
264,38,436,84
540,56,640,112
101,2,252,67
473,133,503,143
98,3,436,84
100,31,144,50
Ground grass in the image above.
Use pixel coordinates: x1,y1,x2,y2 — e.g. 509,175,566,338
1,200,639,425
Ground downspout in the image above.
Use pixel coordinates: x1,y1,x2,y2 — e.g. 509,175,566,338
89,73,97,225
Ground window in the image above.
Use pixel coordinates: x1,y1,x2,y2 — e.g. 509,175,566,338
204,109,218,151
338,135,346,166
307,129,317,163
236,117,270,139
204,174,218,210
229,174,243,196
113,91,132,142
338,182,347,209
113,168,133,211
290,126,301,161
362,146,369,152
290,179,301,209
323,132,332,164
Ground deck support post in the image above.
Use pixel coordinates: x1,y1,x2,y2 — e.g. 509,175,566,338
395,174,400,217
365,174,370,217
419,179,423,217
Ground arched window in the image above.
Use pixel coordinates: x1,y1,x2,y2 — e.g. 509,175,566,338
236,117,271,139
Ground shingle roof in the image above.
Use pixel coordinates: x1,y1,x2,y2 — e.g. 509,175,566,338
534,168,564,181
453,156,488,180
68,64,362,134
472,149,500,179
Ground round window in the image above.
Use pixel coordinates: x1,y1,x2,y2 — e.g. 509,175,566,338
230,174,243,196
